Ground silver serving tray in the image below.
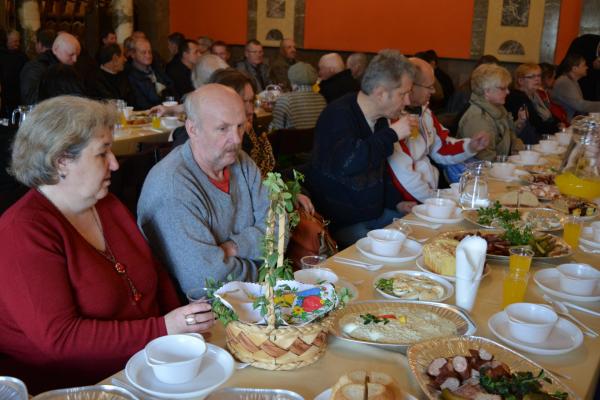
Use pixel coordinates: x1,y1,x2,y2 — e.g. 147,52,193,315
437,229,573,262
463,207,564,232
407,335,580,400
205,387,304,399
33,384,138,400
330,300,477,353
0,377,28,400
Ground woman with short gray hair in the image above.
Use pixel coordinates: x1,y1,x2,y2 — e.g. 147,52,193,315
0,96,214,394
458,63,525,160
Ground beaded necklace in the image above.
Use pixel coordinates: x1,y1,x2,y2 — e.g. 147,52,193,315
91,207,142,303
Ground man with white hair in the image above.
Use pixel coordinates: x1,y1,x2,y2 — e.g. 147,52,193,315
318,52,359,103
308,50,417,248
346,52,368,83
236,39,272,92
387,57,489,202
20,32,81,105
138,84,268,296
270,38,297,91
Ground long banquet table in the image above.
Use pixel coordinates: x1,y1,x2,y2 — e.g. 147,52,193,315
103,180,600,399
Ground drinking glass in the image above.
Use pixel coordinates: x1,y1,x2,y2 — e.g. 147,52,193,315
408,114,420,140
152,115,161,129
563,216,583,248
508,247,534,275
502,271,529,308
164,96,175,103
300,255,326,270
495,155,509,163
186,287,207,303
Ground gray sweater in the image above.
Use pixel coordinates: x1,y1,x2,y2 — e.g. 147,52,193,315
137,142,267,295
551,75,600,121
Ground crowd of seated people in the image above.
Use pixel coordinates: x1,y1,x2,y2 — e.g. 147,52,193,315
3,26,600,394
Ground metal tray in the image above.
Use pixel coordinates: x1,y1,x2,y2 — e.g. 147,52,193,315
436,229,572,262
330,300,477,353
463,207,564,232
0,377,28,400
407,335,579,400
205,387,304,399
33,384,138,400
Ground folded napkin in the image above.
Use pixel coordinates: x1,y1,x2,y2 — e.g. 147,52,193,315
455,235,487,311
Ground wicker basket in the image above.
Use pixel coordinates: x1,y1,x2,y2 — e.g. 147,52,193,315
225,316,333,370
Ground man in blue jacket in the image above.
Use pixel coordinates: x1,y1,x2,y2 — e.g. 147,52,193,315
307,49,417,248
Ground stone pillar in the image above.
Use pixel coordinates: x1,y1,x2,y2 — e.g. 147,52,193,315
112,0,133,43
17,0,41,57
134,0,169,61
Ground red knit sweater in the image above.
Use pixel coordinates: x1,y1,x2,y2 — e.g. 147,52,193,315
0,190,181,394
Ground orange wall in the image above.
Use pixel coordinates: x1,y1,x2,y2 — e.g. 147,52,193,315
304,0,475,58
554,0,583,64
169,0,248,45
169,0,583,62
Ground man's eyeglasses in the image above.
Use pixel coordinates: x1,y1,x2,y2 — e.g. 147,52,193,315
413,82,436,91
523,74,541,79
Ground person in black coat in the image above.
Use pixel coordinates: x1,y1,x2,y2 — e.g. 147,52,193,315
0,30,29,117
317,53,360,103
166,39,201,100
506,63,561,145
89,44,132,102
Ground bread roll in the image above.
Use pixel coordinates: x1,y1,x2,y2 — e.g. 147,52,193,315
329,371,398,400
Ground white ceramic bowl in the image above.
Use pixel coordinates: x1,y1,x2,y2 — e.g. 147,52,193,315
424,198,456,219
144,333,207,384
557,263,600,296
518,150,540,164
294,268,339,285
162,100,178,107
161,116,180,129
555,131,572,146
590,221,600,242
539,139,558,152
366,229,406,256
505,303,558,344
491,162,516,178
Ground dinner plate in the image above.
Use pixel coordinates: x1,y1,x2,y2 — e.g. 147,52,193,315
462,208,563,232
580,227,600,249
314,388,331,400
337,278,359,302
508,155,548,166
532,144,567,155
373,270,453,302
125,344,234,399
355,237,422,263
407,336,577,400
415,255,491,282
488,311,583,356
330,300,476,353
412,205,464,224
534,268,600,302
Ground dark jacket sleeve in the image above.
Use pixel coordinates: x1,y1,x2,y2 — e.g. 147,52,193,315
20,61,45,105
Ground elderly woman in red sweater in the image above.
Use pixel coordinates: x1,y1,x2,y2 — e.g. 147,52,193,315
0,96,214,394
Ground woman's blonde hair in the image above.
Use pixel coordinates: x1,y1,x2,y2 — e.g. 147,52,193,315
514,63,541,90
470,63,512,96
11,96,119,187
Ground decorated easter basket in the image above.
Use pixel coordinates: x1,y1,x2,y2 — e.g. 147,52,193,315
210,172,345,370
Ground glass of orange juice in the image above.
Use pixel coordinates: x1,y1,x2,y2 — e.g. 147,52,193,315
151,115,161,129
508,247,534,275
408,113,420,140
563,216,583,248
502,271,529,308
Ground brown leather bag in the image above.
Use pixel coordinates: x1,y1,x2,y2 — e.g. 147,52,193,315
286,209,338,271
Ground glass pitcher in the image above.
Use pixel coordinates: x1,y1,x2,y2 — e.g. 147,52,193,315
459,160,491,209
555,116,600,200
11,105,34,126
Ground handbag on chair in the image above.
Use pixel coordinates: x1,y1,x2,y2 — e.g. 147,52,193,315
286,209,338,271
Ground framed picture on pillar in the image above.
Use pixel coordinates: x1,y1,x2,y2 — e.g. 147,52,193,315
483,0,546,62
247,0,305,47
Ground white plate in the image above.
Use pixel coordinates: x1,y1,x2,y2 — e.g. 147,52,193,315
534,268,600,302
337,279,359,302
509,155,548,166
125,344,234,399
314,388,331,400
356,237,422,263
532,144,567,155
489,168,530,182
415,255,490,282
580,227,600,249
373,270,453,302
488,311,583,356
412,205,464,224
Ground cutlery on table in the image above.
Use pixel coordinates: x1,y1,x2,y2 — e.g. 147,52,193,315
111,377,161,400
543,294,600,317
544,297,599,338
332,257,383,271
393,218,441,230
579,244,600,254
